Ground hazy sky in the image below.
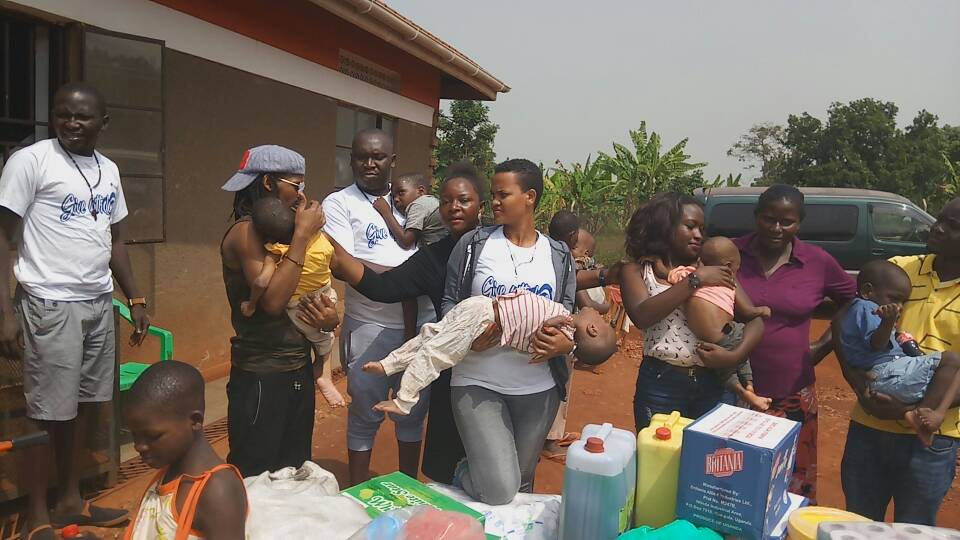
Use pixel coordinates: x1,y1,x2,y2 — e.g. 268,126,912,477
389,0,960,181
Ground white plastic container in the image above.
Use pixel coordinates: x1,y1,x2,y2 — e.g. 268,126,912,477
559,423,636,540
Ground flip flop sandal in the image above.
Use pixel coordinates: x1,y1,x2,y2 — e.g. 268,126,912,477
540,451,567,464
556,432,580,447
26,525,57,540
51,501,129,529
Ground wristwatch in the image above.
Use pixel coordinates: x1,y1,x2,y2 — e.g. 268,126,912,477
687,272,701,290
128,297,147,309
598,268,608,287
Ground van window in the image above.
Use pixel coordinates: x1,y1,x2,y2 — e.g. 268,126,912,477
871,203,930,243
707,202,858,242
706,203,754,238
797,204,859,242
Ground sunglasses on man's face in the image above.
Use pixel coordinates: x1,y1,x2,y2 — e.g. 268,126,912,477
276,177,306,193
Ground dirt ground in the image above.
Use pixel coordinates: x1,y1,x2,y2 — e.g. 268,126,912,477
86,321,959,538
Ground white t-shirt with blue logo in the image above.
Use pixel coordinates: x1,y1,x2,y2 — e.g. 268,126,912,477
322,183,433,328
0,139,128,301
452,227,557,395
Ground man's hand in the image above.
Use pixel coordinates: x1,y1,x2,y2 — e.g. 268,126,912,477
293,198,326,239
874,303,901,323
0,308,22,360
470,323,500,352
129,304,149,346
372,197,391,216
297,293,340,332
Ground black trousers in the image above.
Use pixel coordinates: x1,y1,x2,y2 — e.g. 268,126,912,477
226,362,314,477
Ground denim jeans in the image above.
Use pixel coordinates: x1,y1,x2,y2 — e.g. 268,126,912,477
634,356,733,431
841,420,959,525
451,385,560,505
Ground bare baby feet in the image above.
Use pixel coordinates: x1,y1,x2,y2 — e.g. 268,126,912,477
240,300,255,317
362,361,387,375
912,407,943,447
372,400,407,415
315,376,345,408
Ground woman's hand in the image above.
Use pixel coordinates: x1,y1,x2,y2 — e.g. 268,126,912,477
695,265,735,288
470,323,500,352
297,293,339,332
293,196,326,239
695,342,740,368
529,325,575,363
605,261,624,286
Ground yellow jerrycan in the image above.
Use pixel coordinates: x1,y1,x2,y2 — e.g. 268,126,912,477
634,411,692,528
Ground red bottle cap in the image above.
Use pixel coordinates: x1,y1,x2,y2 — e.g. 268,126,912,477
655,427,672,440
585,437,605,453
61,524,80,539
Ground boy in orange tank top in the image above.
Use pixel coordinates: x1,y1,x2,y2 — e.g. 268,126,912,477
124,361,247,540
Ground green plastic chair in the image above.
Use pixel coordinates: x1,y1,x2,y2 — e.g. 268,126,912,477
112,299,174,391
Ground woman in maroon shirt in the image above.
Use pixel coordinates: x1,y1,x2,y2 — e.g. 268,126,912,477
733,184,856,502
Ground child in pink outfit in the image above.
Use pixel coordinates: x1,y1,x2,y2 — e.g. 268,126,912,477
362,290,618,415
668,236,773,410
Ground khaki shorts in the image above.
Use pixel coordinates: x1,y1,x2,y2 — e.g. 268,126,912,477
16,287,115,421
287,284,338,357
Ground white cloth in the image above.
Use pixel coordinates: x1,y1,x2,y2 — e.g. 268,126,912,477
429,483,561,540
452,228,556,395
244,462,371,540
0,139,128,300
640,262,700,366
322,183,433,328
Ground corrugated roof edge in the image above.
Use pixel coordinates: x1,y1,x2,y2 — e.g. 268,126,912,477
310,0,510,101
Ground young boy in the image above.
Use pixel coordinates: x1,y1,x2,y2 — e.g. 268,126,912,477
571,229,611,315
362,289,619,415
547,209,580,252
373,172,445,340
241,197,345,407
667,236,773,410
839,259,960,446
124,361,247,540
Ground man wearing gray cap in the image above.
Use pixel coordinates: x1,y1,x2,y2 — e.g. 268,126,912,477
323,129,435,485
220,144,338,477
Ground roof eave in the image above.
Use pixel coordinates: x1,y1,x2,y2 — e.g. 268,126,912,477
309,0,510,101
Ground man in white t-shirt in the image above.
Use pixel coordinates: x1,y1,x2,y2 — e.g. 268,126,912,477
0,83,149,538
323,129,434,485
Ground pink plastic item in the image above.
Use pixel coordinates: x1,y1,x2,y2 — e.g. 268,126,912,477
401,507,484,540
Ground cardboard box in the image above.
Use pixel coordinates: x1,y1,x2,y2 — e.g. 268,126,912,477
676,404,801,540
341,471,487,524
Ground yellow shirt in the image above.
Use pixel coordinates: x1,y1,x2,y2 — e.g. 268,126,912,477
850,254,960,438
266,232,334,302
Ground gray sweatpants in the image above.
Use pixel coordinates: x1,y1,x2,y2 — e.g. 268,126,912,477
452,385,560,505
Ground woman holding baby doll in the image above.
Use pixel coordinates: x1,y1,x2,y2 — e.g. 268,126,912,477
619,192,766,432
733,184,856,501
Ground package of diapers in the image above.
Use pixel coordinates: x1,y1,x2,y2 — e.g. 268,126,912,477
429,483,561,540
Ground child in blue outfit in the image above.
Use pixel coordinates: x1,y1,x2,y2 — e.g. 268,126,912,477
839,260,960,446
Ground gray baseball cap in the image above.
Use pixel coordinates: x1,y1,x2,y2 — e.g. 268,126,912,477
221,145,306,192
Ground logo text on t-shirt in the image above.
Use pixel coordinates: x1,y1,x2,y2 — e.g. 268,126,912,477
365,223,389,248
60,192,117,222
480,275,553,299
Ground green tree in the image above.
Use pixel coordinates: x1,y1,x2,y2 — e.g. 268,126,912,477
727,122,787,185
434,100,499,181
597,122,707,227
537,156,615,232
763,98,960,212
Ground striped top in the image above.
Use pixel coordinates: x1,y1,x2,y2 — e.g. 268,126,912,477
496,290,574,352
